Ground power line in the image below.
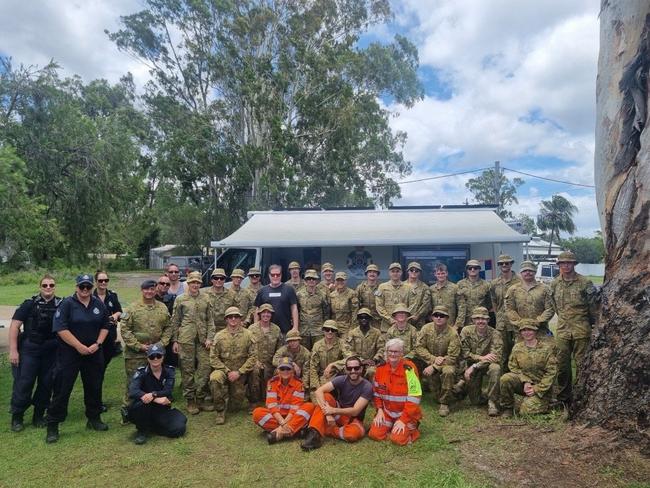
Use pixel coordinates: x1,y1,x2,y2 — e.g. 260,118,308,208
396,167,490,185
503,167,595,188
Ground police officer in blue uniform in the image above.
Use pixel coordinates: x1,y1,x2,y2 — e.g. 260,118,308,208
45,274,111,443
9,274,62,432
127,343,187,445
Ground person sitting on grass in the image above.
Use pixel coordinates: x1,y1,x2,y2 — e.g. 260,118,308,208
127,343,187,445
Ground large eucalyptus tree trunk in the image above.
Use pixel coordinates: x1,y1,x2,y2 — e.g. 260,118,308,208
573,0,650,449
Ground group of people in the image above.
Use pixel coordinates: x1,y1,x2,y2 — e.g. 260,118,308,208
8,251,598,447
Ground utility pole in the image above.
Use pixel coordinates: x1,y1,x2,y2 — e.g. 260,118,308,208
493,160,501,210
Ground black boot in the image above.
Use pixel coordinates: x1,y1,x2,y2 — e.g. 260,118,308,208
11,414,24,432
134,431,148,445
86,417,109,431
46,423,59,443
300,428,322,451
32,409,47,428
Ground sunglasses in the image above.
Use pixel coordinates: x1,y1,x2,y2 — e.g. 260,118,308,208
41,283,56,288
269,273,281,277
467,266,480,271
167,270,180,274
211,276,225,281
158,281,171,286
249,274,261,278
278,367,292,371
346,365,362,372
322,327,336,333
305,277,317,281
499,262,513,266
432,313,447,318
78,284,93,291
148,354,164,360
97,278,110,283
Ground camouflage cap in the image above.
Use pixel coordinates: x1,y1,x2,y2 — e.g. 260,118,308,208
391,304,411,316
407,261,422,271
224,306,243,318
389,262,402,271
432,305,450,317
471,306,490,319
335,271,347,280
518,319,539,331
556,251,578,263
466,259,481,268
365,264,380,274
520,261,537,272
248,267,261,276
230,268,245,278
186,271,203,283
497,254,514,264
285,329,302,341
304,269,319,279
211,268,227,277
322,319,339,331
277,357,294,370
321,262,334,272
258,303,275,314
288,261,301,270
357,307,373,318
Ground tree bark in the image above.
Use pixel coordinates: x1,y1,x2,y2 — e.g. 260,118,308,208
574,0,650,451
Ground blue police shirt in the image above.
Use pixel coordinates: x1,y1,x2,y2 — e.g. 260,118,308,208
53,293,110,347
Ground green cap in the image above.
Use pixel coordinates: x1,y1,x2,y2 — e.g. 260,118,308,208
471,306,490,319
432,305,450,317
520,261,537,272
518,319,539,331
556,251,578,263
186,271,203,284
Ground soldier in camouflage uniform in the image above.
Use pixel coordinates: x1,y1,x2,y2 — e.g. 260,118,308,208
330,272,359,338
228,269,252,326
201,268,234,333
297,269,330,350
455,306,503,416
286,261,305,292
343,308,385,380
429,262,466,329
376,263,412,334
247,304,283,404
550,251,598,405
243,268,263,326
355,264,382,329
317,263,336,296
209,307,257,424
385,305,419,360
273,330,311,390
489,255,522,372
404,262,432,329
170,271,215,414
416,305,461,416
308,320,346,401
457,259,492,327
120,280,172,419
500,319,558,416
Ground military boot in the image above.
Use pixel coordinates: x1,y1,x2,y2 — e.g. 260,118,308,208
300,428,323,451
87,417,109,431
215,410,226,425
487,401,499,417
501,408,513,419
11,414,24,432
452,379,466,396
187,401,200,415
438,404,450,417
46,423,59,443
199,401,215,412
32,408,47,428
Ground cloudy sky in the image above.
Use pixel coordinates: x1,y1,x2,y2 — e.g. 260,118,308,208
0,0,601,235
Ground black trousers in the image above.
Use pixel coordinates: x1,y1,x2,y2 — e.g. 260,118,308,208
128,402,187,438
46,346,104,424
11,338,57,415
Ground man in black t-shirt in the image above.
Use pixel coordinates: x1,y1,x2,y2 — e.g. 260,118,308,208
254,264,299,334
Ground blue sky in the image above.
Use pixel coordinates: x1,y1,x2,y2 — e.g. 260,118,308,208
0,0,601,235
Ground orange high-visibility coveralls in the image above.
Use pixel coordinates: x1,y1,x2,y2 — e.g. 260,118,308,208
252,376,314,435
368,359,422,445
308,393,366,442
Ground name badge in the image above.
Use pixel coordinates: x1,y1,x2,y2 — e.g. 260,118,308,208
269,292,281,298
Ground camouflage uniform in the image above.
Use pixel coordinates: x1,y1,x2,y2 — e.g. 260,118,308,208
343,326,385,380
376,282,412,333
489,273,522,371
120,299,171,406
297,287,330,350
385,323,419,360
330,286,359,338
243,284,262,325
286,279,306,293
201,287,234,332
316,281,334,297
229,287,252,326
247,321,283,403
550,273,597,403
273,344,311,390
457,278,492,326
356,281,381,329
406,280,433,329
500,339,558,414
209,326,257,412
459,325,503,405
308,337,345,397
430,281,466,328
505,281,555,335
170,292,215,403
416,323,461,405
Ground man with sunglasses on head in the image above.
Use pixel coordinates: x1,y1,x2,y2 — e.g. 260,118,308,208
457,260,492,328
404,262,432,329
202,268,234,333
165,263,185,297
45,274,111,443
155,275,179,367
119,279,172,424
301,355,373,450
9,274,62,433
254,264,299,336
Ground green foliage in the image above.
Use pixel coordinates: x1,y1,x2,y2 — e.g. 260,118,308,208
465,166,524,219
537,195,578,256
562,235,605,263
517,213,538,235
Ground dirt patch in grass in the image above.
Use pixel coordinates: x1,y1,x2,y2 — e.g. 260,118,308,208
456,418,650,487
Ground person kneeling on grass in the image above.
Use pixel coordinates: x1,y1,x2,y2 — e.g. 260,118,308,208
300,356,373,451
127,343,187,445
252,357,315,444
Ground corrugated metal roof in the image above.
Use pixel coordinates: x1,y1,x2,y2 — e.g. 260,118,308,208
217,209,529,247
